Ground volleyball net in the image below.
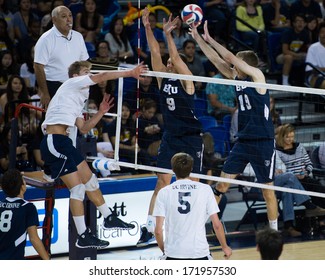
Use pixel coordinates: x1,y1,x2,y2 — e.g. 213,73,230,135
88,65,325,200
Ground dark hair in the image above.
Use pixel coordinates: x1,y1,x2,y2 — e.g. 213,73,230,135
6,75,29,102
256,228,283,260
109,16,129,51
96,40,111,52
171,153,193,179
292,13,305,24
80,0,101,31
0,169,24,198
141,98,157,111
182,39,196,50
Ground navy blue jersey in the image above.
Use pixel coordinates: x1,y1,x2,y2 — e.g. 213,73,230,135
159,78,202,136
235,77,274,140
0,197,39,260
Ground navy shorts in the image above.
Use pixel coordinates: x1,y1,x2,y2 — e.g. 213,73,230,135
40,134,84,179
157,133,203,173
222,139,275,183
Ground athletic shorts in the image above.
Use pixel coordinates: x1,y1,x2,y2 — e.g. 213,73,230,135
222,139,275,183
157,133,203,173
40,134,84,179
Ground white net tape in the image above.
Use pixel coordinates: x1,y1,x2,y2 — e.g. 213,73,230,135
89,66,325,199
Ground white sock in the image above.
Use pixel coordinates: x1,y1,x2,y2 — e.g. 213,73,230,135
269,219,278,231
282,75,289,85
146,215,156,233
73,216,87,235
98,203,112,219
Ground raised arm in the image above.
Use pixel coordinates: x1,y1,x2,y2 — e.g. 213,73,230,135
189,22,234,79
142,7,165,74
202,21,265,85
76,93,114,134
90,62,148,84
164,14,195,95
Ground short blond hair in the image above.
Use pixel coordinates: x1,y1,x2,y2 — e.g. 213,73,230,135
236,50,259,67
68,61,92,77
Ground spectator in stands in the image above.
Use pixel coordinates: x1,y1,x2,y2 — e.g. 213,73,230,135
205,72,237,123
0,0,14,41
0,123,32,173
276,13,310,85
236,0,266,58
305,21,325,89
276,123,325,209
270,96,282,127
0,50,19,93
35,0,52,19
74,0,103,45
88,40,119,98
89,40,119,68
104,16,134,63
306,14,319,43
105,102,151,171
138,12,165,61
19,44,36,93
243,153,325,237
170,12,191,51
199,0,231,42
0,75,37,137
12,0,39,41
319,142,325,168
89,79,116,111
182,39,206,96
138,99,162,158
16,17,40,64
124,74,160,119
34,5,89,109
0,169,50,259
256,228,283,260
290,0,323,23
262,0,291,32
0,18,14,53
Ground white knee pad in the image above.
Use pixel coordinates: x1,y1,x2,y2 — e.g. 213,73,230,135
70,184,85,201
85,173,99,192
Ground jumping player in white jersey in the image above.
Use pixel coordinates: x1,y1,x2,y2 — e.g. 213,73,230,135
137,8,204,246
40,60,148,249
153,153,232,260
189,21,278,230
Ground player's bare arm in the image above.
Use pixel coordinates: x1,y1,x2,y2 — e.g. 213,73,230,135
164,14,195,95
202,21,266,93
91,63,148,84
142,7,166,81
189,22,233,79
76,93,114,134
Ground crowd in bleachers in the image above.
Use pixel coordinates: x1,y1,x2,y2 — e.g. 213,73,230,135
0,0,325,177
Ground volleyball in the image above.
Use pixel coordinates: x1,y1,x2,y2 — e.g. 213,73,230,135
181,4,203,25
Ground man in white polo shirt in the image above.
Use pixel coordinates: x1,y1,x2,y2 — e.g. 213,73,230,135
153,152,232,260
34,5,89,109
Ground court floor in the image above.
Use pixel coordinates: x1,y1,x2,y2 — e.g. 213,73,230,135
51,198,325,260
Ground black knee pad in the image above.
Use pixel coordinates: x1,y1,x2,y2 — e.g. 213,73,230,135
211,185,224,197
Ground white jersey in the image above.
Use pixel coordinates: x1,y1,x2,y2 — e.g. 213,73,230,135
305,42,325,71
42,75,95,136
153,179,219,259
34,26,89,82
